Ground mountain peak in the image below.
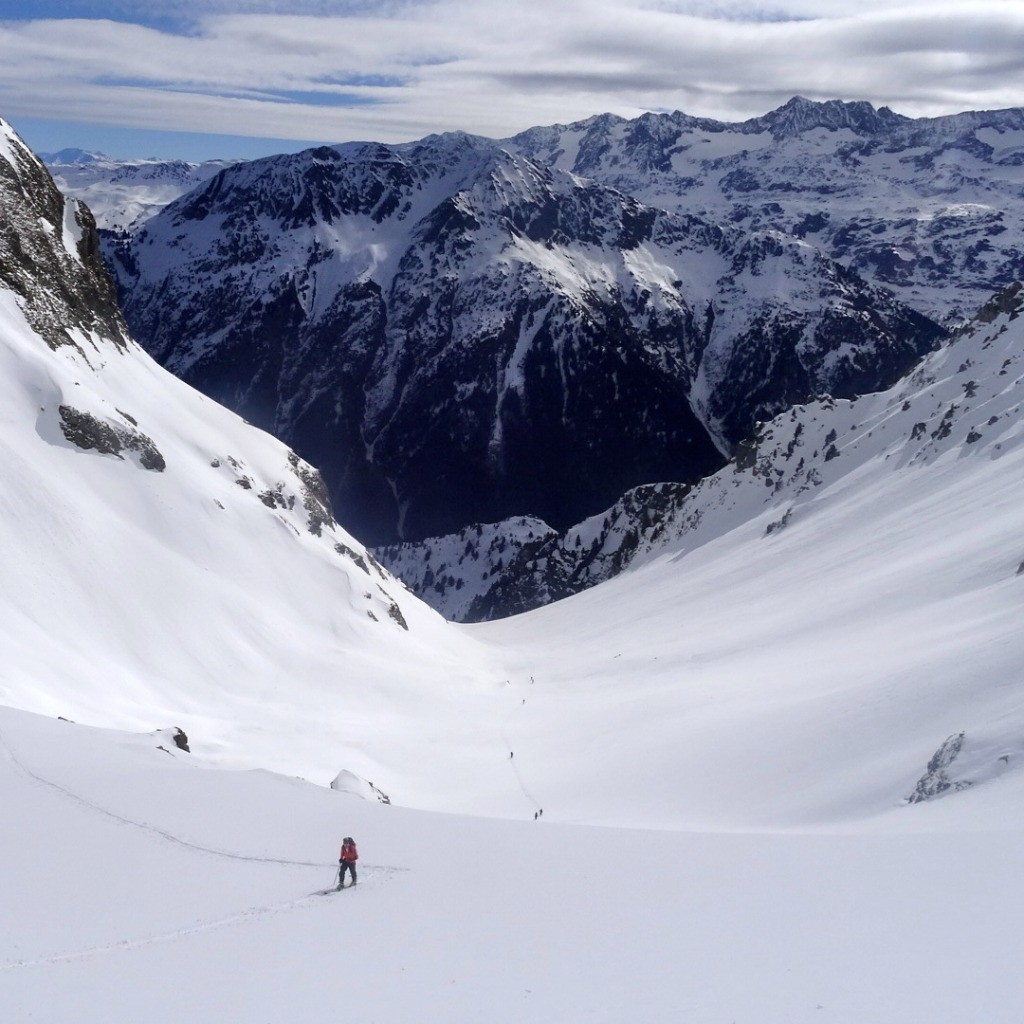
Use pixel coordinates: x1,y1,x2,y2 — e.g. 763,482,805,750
755,95,908,137
1,118,130,352
40,147,109,165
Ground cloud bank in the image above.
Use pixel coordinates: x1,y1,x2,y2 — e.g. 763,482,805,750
1,0,1022,148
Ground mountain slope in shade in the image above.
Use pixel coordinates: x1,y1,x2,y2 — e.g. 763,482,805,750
464,285,1024,828
381,281,1024,632
106,131,942,543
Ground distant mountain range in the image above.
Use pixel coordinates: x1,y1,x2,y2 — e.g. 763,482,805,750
40,97,1024,614
42,148,233,231
98,97,973,547
509,96,1024,327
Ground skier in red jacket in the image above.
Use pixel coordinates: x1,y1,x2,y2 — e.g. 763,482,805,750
338,837,358,889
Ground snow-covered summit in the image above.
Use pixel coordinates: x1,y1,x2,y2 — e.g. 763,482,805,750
749,95,909,138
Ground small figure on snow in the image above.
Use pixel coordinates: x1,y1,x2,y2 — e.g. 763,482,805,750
338,836,358,889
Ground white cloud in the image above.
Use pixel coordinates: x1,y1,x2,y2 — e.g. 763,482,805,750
0,1,1022,148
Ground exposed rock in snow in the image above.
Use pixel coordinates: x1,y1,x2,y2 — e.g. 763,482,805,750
59,404,166,471
907,732,971,803
907,730,1021,805
151,726,190,753
1,120,130,353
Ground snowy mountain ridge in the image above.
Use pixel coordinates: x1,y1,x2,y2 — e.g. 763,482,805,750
508,97,1024,326
56,95,1024,319
106,117,942,544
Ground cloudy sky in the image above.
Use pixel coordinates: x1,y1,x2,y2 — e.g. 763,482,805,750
1,0,1022,161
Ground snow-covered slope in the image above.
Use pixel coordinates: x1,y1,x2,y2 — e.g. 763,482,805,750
509,96,1024,325
106,129,941,543
0,116,500,797
4,704,1024,1024
375,284,1024,827
4,108,1024,1024
467,284,1024,827
42,149,233,230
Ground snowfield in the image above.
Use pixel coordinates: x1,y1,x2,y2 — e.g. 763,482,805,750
4,706,1024,1024
3,283,1023,1017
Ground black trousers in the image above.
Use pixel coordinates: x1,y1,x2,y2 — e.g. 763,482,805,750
339,860,357,886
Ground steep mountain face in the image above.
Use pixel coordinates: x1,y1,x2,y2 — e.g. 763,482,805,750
378,282,1024,620
0,118,491,783
106,128,942,544
509,96,1024,326
43,149,233,230
1,133,129,354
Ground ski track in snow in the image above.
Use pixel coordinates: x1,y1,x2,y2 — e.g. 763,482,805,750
0,724,324,868
0,723,411,972
499,677,543,814
0,873,404,973
0,887,346,971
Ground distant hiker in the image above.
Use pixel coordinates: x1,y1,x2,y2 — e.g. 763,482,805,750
338,836,358,889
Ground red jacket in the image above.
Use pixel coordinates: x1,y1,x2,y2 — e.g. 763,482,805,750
340,841,358,862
